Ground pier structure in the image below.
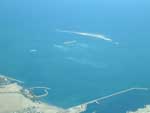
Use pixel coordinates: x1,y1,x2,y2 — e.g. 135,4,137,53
83,87,149,105
69,87,149,112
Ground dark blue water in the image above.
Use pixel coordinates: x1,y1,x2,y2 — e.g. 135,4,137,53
0,0,150,111
83,90,150,113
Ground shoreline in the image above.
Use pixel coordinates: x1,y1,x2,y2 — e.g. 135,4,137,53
0,75,87,113
127,105,150,113
0,75,149,113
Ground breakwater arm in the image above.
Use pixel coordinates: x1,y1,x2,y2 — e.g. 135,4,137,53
84,87,149,105
68,87,149,113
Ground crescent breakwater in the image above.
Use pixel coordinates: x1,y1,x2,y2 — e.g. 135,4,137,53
0,75,149,113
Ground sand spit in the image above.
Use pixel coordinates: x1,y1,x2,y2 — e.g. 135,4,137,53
0,75,86,113
127,105,150,113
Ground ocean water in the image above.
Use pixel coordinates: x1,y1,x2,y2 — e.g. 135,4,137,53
0,0,150,112
83,90,150,113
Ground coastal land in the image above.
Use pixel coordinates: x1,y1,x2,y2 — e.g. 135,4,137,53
0,75,86,113
0,75,149,113
127,105,150,113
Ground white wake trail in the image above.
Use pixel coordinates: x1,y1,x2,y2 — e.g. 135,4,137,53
56,29,113,42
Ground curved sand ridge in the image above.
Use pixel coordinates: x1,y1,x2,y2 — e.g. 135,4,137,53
0,75,149,113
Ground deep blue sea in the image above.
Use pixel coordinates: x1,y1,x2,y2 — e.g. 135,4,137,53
0,0,150,112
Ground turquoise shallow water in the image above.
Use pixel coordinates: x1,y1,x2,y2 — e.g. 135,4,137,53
0,0,150,111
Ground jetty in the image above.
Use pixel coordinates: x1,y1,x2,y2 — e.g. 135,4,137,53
29,86,50,98
84,87,149,105
69,87,149,111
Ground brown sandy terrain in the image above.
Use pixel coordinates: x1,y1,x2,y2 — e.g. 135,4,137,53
0,76,86,113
